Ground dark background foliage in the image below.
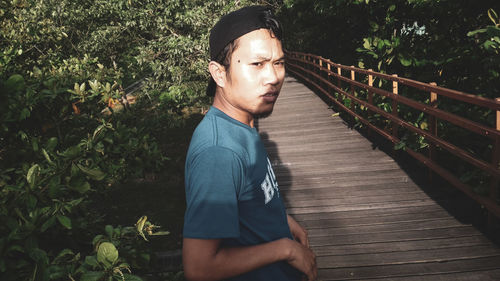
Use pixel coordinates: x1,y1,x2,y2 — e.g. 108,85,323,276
1,0,498,280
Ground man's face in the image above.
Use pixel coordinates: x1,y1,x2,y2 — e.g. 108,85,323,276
222,28,285,120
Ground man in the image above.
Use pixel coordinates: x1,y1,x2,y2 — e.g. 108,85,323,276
182,6,317,281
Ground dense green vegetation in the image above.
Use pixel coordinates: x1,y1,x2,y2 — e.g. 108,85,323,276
1,0,498,280
279,0,499,197
0,0,269,280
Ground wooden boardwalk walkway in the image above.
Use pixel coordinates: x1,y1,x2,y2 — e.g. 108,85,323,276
257,76,500,281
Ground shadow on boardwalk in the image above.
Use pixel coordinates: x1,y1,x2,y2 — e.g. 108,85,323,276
256,75,500,281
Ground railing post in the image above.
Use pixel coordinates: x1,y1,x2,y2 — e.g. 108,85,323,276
319,59,323,88
490,97,500,228
350,66,355,114
428,82,438,184
368,70,374,107
337,67,342,103
303,55,307,81
327,61,331,81
327,62,333,109
392,74,399,141
366,70,374,137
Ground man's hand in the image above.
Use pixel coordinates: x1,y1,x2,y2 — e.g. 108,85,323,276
287,215,316,280
287,214,310,247
283,238,317,281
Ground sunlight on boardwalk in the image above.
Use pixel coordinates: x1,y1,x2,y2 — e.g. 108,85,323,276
257,75,500,281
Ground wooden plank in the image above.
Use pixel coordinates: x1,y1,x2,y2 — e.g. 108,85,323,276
293,209,451,228
296,213,452,230
286,192,434,209
318,258,500,280
287,198,437,215
257,76,500,280
307,218,468,238
309,226,482,246
316,245,500,268
312,235,492,256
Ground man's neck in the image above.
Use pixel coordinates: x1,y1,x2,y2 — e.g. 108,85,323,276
212,93,254,127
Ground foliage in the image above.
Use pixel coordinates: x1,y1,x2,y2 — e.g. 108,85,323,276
279,0,499,196
1,0,281,280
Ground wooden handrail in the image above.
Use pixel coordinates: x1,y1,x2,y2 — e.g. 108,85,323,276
285,50,500,220
290,51,500,111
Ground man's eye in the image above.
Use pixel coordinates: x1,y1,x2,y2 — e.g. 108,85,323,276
252,62,263,66
275,61,285,66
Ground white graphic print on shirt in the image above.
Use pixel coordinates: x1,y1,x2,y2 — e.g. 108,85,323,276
260,158,279,204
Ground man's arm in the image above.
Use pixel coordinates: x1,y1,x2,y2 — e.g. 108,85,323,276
183,237,317,281
287,214,310,247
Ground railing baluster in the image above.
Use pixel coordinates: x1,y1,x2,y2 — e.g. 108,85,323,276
350,67,355,114
429,82,438,184
392,74,399,141
319,59,323,88
337,67,342,103
368,70,374,107
491,98,500,227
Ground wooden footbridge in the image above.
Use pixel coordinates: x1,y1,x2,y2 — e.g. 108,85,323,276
256,52,500,280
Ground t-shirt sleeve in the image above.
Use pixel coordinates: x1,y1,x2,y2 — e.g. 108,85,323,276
183,146,245,239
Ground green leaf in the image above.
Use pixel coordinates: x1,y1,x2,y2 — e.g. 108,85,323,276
41,217,56,232
398,55,412,66
149,231,170,236
48,175,61,198
369,21,379,32
123,274,144,281
484,40,495,50
77,164,106,181
53,249,75,264
31,137,39,152
85,255,99,267
377,40,385,50
388,5,396,12
394,141,406,151
29,248,49,265
363,38,371,49
45,137,58,151
80,271,105,281
57,215,72,229
105,225,114,237
68,177,91,194
488,8,498,24
60,145,81,159
27,164,40,188
42,149,55,166
5,74,25,94
467,28,487,36
92,124,107,140
26,194,37,209
20,108,31,120
97,242,118,268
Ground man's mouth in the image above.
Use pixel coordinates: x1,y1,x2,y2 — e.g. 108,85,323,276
261,91,279,103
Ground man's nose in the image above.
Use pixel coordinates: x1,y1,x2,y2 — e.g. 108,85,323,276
263,64,280,85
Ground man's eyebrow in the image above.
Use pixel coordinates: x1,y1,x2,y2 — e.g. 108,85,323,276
251,55,285,61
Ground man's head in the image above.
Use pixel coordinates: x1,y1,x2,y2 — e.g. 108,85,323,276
207,6,285,123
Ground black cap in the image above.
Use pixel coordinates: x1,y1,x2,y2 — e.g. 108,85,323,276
206,6,274,96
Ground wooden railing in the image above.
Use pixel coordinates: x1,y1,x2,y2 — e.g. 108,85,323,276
285,50,500,221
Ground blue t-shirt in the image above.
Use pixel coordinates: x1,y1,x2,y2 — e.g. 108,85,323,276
183,107,301,281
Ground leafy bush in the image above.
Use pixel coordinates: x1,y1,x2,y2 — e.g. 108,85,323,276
1,0,280,279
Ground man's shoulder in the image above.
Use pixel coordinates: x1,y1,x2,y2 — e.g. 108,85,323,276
189,108,258,156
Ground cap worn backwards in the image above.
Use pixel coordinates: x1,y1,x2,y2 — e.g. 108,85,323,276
206,6,276,96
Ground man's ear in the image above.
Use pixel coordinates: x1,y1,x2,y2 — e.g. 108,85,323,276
208,61,227,88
